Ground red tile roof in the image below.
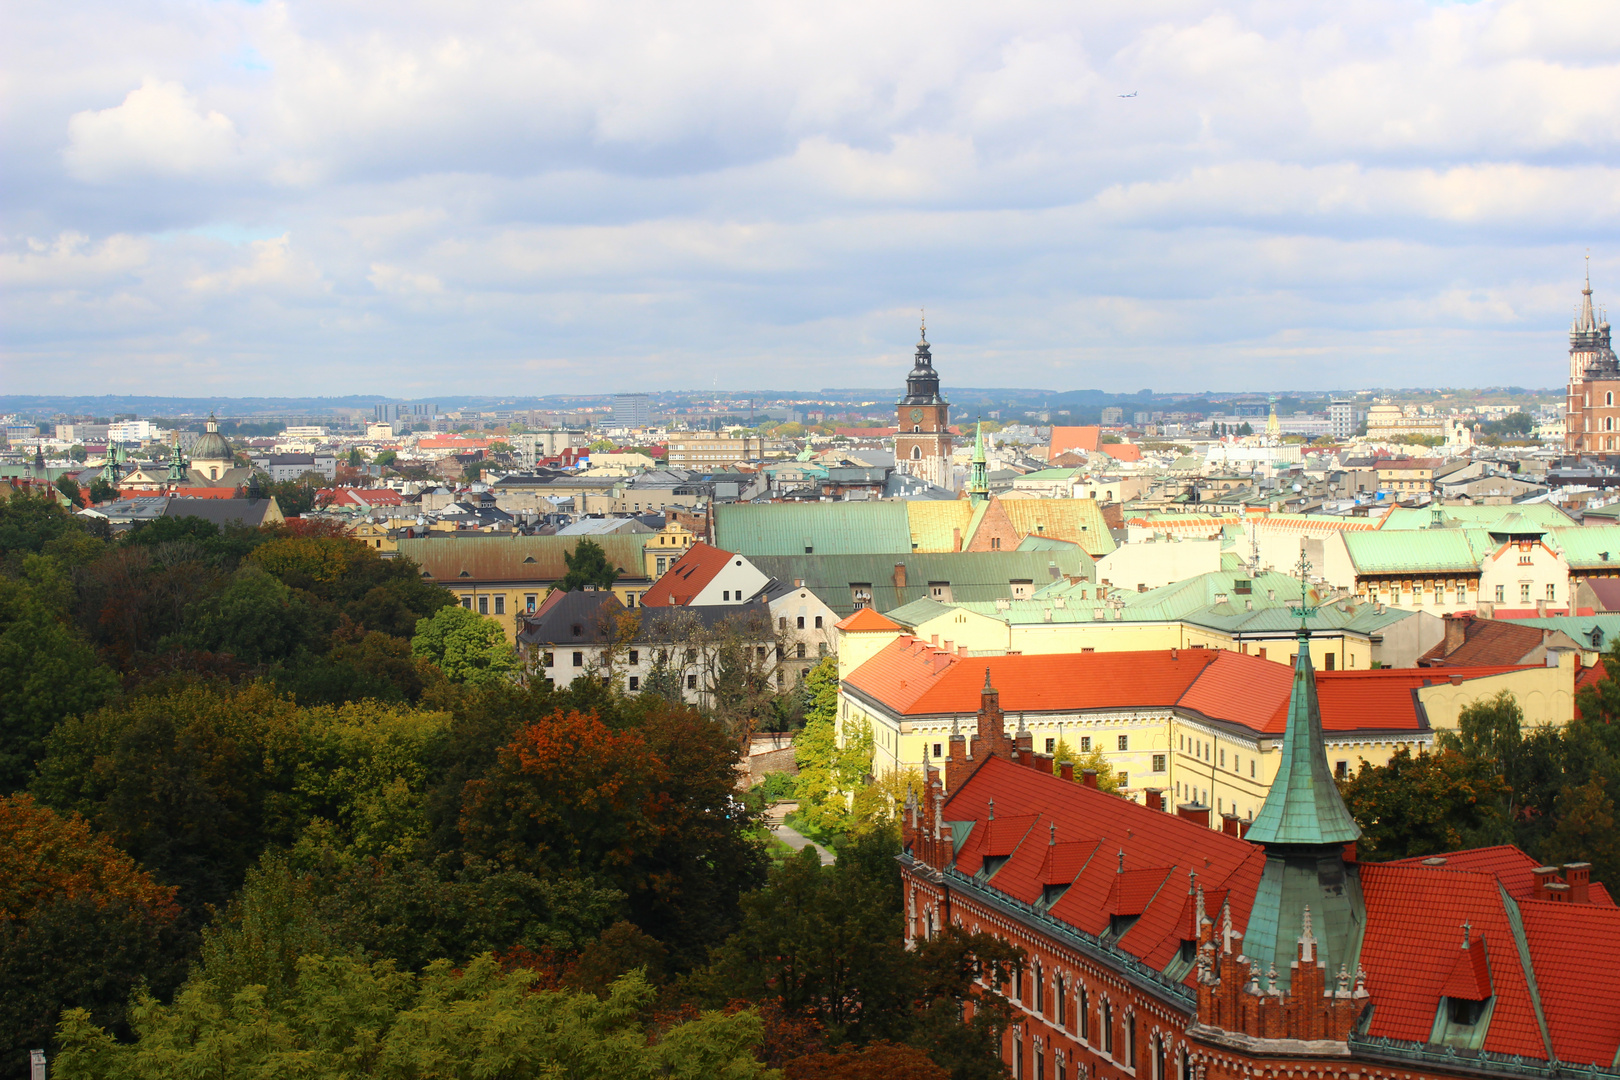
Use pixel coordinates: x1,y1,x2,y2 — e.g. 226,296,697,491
1419,617,1549,667
1099,443,1142,462
848,638,1533,736
938,756,1620,1065
1520,899,1620,1062
1384,845,1616,906
638,542,734,606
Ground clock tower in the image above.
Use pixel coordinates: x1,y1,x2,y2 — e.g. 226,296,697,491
895,321,953,489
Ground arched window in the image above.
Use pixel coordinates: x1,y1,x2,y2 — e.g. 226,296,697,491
1607,392,1613,406
1608,417,1614,432
911,446,921,460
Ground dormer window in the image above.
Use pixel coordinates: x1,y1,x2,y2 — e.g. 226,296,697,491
978,854,1009,879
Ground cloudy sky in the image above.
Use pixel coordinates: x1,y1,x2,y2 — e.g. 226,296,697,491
3,0,1617,396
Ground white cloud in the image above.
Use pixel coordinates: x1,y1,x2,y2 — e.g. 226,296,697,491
64,79,245,183
2,0,1618,393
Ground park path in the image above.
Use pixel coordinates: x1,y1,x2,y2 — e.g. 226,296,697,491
765,803,836,865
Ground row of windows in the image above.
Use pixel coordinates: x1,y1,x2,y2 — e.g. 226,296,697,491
1179,734,1256,778
778,615,824,630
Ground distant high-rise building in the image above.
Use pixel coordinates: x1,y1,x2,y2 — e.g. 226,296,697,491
374,403,437,423
613,394,653,429
1328,400,1356,440
1100,407,1124,425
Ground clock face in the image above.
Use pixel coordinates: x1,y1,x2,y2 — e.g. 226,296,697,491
910,408,923,421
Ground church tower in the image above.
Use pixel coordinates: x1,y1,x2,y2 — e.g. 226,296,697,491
895,320,953,489
1565,259,1619,455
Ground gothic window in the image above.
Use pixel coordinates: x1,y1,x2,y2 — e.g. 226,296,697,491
911,446,921,459
1608,392,1614,406
1608,417,1614,432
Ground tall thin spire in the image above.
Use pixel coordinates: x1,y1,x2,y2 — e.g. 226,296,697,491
969,418,989,505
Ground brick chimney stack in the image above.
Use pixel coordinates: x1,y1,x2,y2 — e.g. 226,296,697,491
974,668,1007,757
1565,862,1592,903
1444,613,1468,655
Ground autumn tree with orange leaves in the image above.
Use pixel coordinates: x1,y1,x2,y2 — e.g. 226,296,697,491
0,794,184,1067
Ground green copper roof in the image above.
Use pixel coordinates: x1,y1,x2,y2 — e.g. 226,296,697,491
1244,632,1362,847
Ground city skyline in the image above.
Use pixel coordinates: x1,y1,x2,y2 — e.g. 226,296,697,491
3,0,1617,395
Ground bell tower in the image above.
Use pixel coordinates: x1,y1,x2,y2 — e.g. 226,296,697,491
895,317,953,489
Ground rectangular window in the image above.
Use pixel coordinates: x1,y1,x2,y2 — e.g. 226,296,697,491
1520,583,1532,603
1495,585,1505,602
1250,760,1256,778
460,596,472,609
1257,647,1266,660
1152,754,1166,772
525,593,537,611
1324,653,1335,671
722,590,730,601
628,650,639,665
478,596,488,614
687,674,698,689
1045,738,1056,753
1118,772,1128,789
656,557,667,574
1219,748,1225,768
818,642,828,656
542,651,554,667
1080,736,1091,752
1547,583,1557,601
628,676,639,691
933,743,943,758
814,615,823,629
796,616,806,629
493,595,505,615
1117,735,1128,752
1336,760,1349,779
572,651,583,667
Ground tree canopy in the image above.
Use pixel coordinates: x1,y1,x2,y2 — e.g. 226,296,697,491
559,538,622,592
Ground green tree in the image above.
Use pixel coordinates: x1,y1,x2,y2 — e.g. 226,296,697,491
0,568,119,792
559,538,623,592
88,477,118,503
1339,746,1509,860
792,659,875,836
346,447,364,467
1236,422,1253,436
373,450,397,468
410,605,518,685
69,444,87,463
182,565,311,663
0,491,85,557
702,829,1020,1076
1052,739,1123,793
55,958,774,1080
55,475,83,506
34,683,306,920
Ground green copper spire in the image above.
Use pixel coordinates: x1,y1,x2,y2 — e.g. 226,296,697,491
1244,629,1361,847
969,419,989,505
1240,543,1366,991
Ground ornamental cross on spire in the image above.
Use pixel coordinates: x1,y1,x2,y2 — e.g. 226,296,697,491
1289,537,1318,628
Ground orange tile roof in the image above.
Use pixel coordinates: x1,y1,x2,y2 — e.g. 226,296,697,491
1419,617,1549,667
639,541,735,606
1049,426,1102,456
1099,443,1142,462
848,638,1533,736
835,608,904,632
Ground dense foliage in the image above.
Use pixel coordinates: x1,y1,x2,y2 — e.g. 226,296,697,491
0,493,1014,1078
1342,685,1620,883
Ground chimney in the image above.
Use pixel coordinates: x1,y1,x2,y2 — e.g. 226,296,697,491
1034,753,1054,775
894,562,907,590
1221,814,1240,837
1081,768,1099,789
947,729,969,791
1444,613,1468,655
1177,803,1210,827
953,527,962,552
1060,761,1074,782
1144,788,1164,812
1564,862,1592,903
1532,866,1564,901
